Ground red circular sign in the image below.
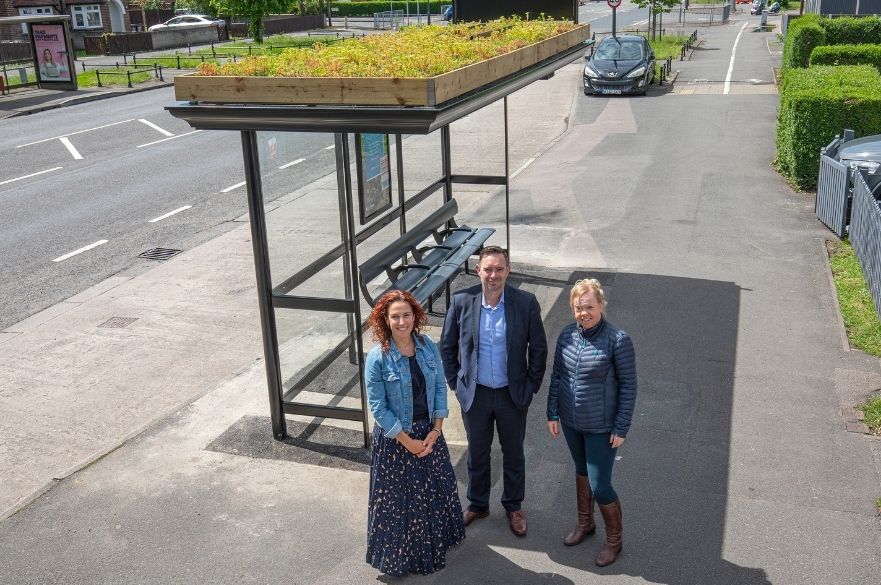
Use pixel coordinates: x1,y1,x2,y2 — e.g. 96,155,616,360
607,0,622,7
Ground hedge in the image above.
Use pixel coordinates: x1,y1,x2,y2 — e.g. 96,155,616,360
776,65,881,190
810,44,881,73
332,1,448,17
821,16,881,46
782,13,825,69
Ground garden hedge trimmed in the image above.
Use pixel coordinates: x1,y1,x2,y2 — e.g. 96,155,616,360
810,44,881,72
782,13,825,69
331,1,447,17
776,65,881,190
821,16,881,46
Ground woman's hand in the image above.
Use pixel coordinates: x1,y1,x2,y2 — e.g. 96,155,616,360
610,434,625,448
547,420,560,437
397,434,429,457
420,429,441,456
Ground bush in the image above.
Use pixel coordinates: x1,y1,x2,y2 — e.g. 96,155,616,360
776,65,881,189
332,1,447,17
810,44,881,73
822,16,881,46
782,13,826,69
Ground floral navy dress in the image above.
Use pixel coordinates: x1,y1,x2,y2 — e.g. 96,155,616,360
364,335,465,577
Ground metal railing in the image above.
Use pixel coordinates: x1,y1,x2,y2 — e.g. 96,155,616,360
849,170,881,320
681,29,698,60
94,64,164,88
374,10,404,30
657,56,673,83
674,3,730,25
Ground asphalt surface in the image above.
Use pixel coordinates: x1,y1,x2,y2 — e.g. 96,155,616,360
1,8,880,585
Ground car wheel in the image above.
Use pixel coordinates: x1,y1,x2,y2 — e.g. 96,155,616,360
584,89,590,96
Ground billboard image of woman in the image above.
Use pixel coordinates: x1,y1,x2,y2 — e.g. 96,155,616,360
32,24,71,82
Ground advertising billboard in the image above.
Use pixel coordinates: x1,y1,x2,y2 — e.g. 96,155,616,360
356,133,393,225
31,24,72,82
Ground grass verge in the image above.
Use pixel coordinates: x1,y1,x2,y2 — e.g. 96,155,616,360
77,69,153,88
827,239,881,356
650,35,689,61
860,396,881,435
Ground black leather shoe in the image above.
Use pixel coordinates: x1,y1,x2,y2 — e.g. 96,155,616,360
463,508,489,527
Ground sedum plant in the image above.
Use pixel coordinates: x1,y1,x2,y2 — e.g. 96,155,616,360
196,17,580,78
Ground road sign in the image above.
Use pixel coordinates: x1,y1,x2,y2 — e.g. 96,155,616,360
607,0,621,7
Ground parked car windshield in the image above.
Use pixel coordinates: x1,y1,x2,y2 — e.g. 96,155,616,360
595,39,643,60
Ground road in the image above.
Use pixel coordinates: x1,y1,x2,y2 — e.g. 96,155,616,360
579,0,651,34
0,88,340,330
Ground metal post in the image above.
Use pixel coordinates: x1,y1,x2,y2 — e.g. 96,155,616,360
504,96,511,257
241,131,287,440
336,133,357,365
339,132,371,448
612,7,617,37
441,125,453,203
395,133,407,235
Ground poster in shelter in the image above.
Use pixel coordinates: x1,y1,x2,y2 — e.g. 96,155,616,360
32,24,71,82
356,133,392,224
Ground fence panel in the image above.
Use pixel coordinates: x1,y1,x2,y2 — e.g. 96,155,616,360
672,4,730,25
815,154,849,237
849,171,881,320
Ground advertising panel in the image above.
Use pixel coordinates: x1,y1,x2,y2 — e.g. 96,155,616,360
32,24,72,82
356,133,393,225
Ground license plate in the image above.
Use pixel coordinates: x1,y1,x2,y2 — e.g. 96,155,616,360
601,88,622,95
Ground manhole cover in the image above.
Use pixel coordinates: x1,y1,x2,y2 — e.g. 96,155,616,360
98,317,139,329
139,248,182,261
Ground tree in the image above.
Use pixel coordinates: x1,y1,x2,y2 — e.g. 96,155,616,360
631,0,679,40
209,0,290,42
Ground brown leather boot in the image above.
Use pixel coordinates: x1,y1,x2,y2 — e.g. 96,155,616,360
595,499,623,566
563,475,595,546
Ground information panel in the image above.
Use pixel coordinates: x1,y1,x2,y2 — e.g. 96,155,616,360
356,133,393,225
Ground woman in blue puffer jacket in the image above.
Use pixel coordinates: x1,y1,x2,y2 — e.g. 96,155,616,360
547,278,637,567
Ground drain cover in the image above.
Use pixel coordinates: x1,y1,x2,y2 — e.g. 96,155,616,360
98,317,139,329
139,248,182,261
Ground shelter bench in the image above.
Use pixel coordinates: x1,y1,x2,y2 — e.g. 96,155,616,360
359,199,495,308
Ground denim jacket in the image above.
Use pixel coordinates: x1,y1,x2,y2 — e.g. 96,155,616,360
365,333,450,438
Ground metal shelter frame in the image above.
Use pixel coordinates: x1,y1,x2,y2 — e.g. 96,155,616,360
167,43,585,447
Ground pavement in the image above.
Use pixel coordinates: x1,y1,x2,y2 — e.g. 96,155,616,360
1,11,881,585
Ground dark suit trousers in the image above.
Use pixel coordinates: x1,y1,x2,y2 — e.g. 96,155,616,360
462,384,528,513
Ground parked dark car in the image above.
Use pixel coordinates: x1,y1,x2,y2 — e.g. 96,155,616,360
837,134,881,195
583,35,655,96
750,0,766,14
442,5,453,21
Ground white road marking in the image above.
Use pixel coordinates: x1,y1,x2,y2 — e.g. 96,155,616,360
58,137,83,160
16,119,135,148
725,22,750,95
136,129,201,148
221,181,246,193
148,205,192,223
324,145,335,150
138,118,175,137
52,240,108,263
279,158,306,169
0,166,63,186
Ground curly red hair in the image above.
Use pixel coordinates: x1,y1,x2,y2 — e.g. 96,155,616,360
368,290,429,352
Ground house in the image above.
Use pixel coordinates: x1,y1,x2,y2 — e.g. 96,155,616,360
0,0,133,49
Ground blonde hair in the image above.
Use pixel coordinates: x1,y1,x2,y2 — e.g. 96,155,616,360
569,278,606,310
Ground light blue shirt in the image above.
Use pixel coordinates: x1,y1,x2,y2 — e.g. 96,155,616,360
477,292,508,388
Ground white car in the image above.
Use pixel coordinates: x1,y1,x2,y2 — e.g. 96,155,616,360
148,15,223,32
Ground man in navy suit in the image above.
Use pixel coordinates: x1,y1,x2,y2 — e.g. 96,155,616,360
440,246,548,537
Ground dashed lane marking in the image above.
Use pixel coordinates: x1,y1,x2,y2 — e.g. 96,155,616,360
16,119,135,148
148,205,192,223
136,129,201,148
59,137,83,160
279,158,306,170
52,240,108,263
0,166,63,186
138,119,175,137
221,181,246,193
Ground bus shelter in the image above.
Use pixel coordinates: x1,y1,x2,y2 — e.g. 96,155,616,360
167,42,585,447
0,15,77,91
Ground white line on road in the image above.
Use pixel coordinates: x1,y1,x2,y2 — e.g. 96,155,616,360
279,158,306,169
724,22,750,95
52,240,108,263
138,118,175,137
221,181,246,193
136,130,201,149
16,119,135,148
0,166,63,186
325,145,335,150
148,205,192,223
58,137,83,160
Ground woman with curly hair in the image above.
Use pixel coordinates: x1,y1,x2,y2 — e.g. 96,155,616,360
364,290,465,577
